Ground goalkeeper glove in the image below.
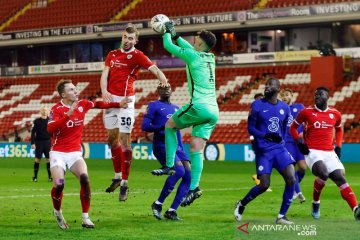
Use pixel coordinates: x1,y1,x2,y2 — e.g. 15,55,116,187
164,21,179,39
334,146,341,159
264,132,282,143
297,142,310,155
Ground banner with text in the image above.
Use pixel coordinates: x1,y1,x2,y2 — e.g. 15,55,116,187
1,142,359,162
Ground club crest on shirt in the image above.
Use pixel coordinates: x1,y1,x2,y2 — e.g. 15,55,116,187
293,108,298,112
279,109,284,115
329,113,334,119
127,54,132,59
78,106,83,112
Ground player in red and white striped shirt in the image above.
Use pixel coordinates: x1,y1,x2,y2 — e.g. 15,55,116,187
48,79,130,229
290,86,360,220
100,24,168,201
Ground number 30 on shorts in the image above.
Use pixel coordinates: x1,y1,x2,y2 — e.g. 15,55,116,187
120,117,132,126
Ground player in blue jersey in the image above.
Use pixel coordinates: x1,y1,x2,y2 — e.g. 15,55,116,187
142,84,191,221
250,93,273,192
280,88,306,203
234,78,296,224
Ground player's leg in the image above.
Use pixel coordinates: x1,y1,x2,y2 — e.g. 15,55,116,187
165,156,191,220
235,151,272,221
181,105,218,207
235,173,271,221
153,103,195,175
118,132,131,201
276,152,296,224
49,151,68,229
70,154,94,228
294,159,306,202
287,142,305,201
153,162,186,220
105,129,122,192
117,98,135,201
150,147,168,219
308,150,328,219
180,136,205,207
151,116,180,175
326,152,360,220
44,140,52,181
103,105,123,192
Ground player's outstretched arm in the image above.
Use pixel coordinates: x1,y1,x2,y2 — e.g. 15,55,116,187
163,33,195,64
164,21,193,49
149,65,168,87
93,97,132,109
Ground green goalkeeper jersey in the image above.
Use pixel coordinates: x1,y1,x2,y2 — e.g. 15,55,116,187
163,33,217,106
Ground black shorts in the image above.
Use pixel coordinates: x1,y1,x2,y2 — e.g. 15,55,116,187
35,140,51,159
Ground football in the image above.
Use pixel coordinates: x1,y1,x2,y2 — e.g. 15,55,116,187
150,14,170,34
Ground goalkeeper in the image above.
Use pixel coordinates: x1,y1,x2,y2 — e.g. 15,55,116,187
151,22,218,207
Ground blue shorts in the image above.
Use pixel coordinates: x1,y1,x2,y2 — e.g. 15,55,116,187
285,142,305,162
153,145,189,167
256,147,295,175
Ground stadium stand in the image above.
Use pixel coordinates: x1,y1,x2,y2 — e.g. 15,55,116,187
3,0,132,31
0,0,31,24
1,63,360,143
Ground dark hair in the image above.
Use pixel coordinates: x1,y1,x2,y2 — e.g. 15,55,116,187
254,93,264,100
56,79,72,96
125,23,139,38
198,29,216,50
316,86,330,94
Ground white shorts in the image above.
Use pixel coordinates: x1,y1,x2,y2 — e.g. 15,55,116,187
103,95,135,133
305,149,344,174
50,151,84,171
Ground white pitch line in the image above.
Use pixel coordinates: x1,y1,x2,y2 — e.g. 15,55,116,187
0,187,262,199
1,183,357,199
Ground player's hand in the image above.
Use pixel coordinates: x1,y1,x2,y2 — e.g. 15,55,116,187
264,132,282,143
159,81,170,88
119,97,132,108
31,144,35,149
164,21,177,38
67,98,78,117
102,90,113,104
334,146,341,159
297,142,310,155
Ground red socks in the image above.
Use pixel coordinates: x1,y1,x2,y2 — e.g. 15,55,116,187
313,177,326,201
121,147,132,180
80,184,91,213
340,183,358,210
111,145,123,173
51,187,63,211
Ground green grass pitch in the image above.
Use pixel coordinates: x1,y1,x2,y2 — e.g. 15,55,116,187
0,158,359,240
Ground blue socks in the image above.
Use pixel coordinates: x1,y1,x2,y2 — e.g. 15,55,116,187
170,170,191,210
294,170,305,193
279,184,295,216
157,164,191,211
241,185,263,206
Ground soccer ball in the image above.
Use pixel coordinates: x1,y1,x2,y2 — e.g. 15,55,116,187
150,14,170,34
